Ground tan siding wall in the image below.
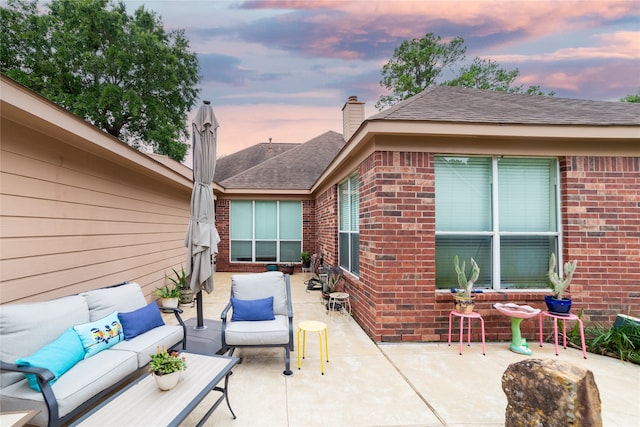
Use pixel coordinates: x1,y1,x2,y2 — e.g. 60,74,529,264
1,118,191,303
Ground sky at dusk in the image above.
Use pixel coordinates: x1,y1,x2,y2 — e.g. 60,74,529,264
127,0,640,158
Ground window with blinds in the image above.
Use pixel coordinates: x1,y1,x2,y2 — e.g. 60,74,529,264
435,156,559,290
230,200,302,263
338,172,360,275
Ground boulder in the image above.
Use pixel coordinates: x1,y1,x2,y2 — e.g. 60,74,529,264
502,359,602,427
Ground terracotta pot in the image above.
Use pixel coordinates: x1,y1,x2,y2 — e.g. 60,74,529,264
454,295,475,314
153,371,181,391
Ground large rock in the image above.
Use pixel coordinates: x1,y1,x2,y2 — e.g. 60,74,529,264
502,359,602,427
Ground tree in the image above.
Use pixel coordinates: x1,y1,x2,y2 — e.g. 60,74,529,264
376,33,466,109
377,33,554,109
1,0,199,162
621,91,640,103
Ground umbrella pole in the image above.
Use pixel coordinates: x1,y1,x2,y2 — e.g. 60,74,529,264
196,290,206,329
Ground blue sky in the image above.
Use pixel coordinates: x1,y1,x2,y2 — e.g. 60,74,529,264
128,0,639,156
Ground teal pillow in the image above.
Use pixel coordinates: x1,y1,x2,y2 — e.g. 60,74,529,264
73,311,123,358
16,328,85,391
231,296,275,321
118,301,165,340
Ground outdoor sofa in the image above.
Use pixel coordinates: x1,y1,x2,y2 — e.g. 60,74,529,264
0,282,186,427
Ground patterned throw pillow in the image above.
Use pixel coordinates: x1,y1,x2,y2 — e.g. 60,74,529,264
73,311,123,358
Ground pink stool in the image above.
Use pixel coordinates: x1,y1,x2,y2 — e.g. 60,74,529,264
448,311,486,355
538,311,587,359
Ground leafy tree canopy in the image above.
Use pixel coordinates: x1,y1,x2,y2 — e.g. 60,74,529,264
377,32,554,109
1,0,200,162
621,91,640,103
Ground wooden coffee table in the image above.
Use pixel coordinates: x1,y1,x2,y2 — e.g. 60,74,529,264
72,352,239,427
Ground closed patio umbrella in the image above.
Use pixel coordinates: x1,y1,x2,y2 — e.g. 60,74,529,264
185,100,220,328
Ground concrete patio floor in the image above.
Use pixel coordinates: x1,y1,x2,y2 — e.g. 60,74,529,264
169,272,640,427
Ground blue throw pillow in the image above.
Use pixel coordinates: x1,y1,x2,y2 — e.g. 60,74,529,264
16,328,85,391
118,301,165,340
231,296,275,321
73,311,123,358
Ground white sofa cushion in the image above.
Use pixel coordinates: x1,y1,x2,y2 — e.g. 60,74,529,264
224,315,290,346
0,295,89,387
0,349,137,427
81,282,147,321
111,324,184,367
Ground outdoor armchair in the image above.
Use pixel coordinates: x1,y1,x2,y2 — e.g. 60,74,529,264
220,271,294,375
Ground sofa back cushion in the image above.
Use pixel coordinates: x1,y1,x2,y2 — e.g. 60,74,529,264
81,282,147,321
231,272,288,316
0,295,89,387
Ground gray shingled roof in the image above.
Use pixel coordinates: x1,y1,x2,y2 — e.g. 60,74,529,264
219,131,346,190
369,86,640,125
214,142,298,183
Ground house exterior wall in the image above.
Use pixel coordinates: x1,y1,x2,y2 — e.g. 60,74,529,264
1,116,191,303
214,197,317,273
332,151,640,343
315,185,339,266
562,156,640,321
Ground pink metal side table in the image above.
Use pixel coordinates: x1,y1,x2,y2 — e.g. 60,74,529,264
448,311,486,355
538,311,587,359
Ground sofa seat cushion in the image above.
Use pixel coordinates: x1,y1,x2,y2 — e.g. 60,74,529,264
224,314,290,346
0,349,137,427
81,283,147,321
111,325,183,368
0,295,89,388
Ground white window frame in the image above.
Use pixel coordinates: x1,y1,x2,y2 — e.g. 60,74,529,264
229,200,302,263
338,172,359,275
435,156,562,290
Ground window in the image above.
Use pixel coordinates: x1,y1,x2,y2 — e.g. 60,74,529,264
230,200,302,263
338,172,359,275
435,156,559,290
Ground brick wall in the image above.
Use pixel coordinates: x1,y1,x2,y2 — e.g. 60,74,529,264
315,186,339,265
342,154,640,344
562,156,640,324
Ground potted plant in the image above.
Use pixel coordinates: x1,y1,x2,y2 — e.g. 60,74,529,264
149,346,187,391
168,266,193,306
322,266,343,299
280,263,295,275
300,251,311,269
453,255,480,314
154,283,181,309
545,253,577,314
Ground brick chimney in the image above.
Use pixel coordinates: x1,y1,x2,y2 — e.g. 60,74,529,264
342,95,364,141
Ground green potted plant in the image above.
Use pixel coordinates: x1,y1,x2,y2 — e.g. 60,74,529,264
300,251,311,269
167,266,193,306
545,253,577,314
453,255,480,314
149,346,187,390
322,266,343,299
154,283,181,309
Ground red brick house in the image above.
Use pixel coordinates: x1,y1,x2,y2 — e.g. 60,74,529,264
214,88,640,343
2,74,638,343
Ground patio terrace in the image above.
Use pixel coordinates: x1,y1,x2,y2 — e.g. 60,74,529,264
168,272,639,427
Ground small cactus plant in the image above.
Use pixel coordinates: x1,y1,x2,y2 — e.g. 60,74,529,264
547,253,577,300
454,255,480,298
